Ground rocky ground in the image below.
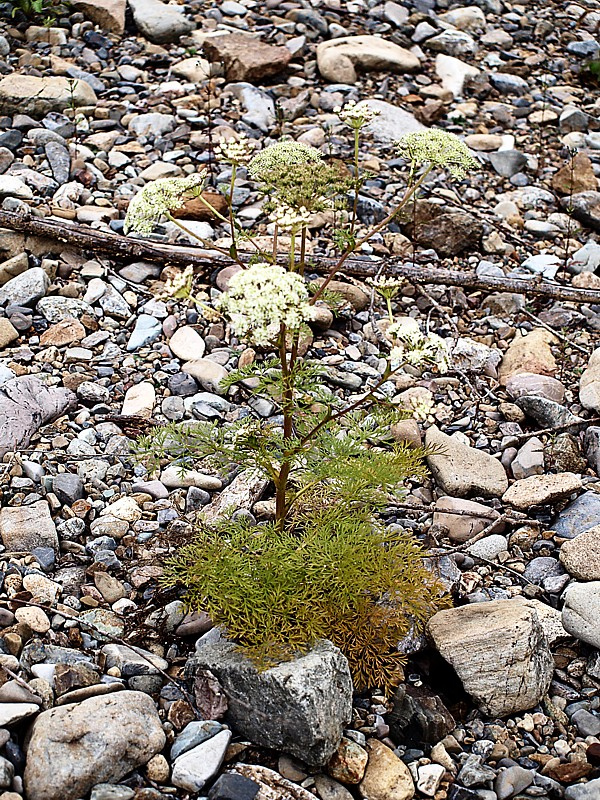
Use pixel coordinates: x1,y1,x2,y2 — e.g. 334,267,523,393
0,0,600,799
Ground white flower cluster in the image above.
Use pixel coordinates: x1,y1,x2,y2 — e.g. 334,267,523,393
269,203,312,231
366,275,405,300
124,172,207,234
215,134,254,165
388,318,452,373
406,394,434,422
216,263,317,346
248,141,322,182
395,130,478,180
334,100,380,129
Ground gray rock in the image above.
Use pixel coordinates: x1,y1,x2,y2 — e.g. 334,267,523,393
126,315,162,351
565,778,600,800
562,582,600,647
226,83,276,133
23,691,166,800
52,473,84,505
186,639,352,766
566,191,600,231
490,72,529,95
129,0,193,43
488,151,528,178
128,113,176,138
172,729,232,792
495,766,533,800
0,75,97,118
512,437,544,480
0,755,14,790
0,376,76,459
171,720,225,760
90,787,135,800
552,491,600,539
38,297,92,322
355,99,424,143
425,426,508,498
101,644,168,677
0,499,59,553
426,29,477,58
427,599,554,716
560,525,600,580
515,395,581,428
387,684,455,745
571,708,600,736
524,556,565,585
45,141,70,185
467,534,508,561
0,267,49,306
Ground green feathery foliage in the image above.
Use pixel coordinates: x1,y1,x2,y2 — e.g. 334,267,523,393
163,506,444,691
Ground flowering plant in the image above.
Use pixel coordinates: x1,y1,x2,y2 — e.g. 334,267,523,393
130,117,476,690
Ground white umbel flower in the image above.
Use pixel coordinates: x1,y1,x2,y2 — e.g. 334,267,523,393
269,203,312,231
217,263,316,346
396,130,477,179
215,134,254,165
334,100,381,129
248,141,322,182
389,319,451,373
124,172,207,234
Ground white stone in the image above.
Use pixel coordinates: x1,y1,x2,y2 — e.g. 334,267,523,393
355,99,424,143
172,730,232,792
435,53,479,97
0,703,39,727
316,35,419,83
121,382,156,419
169,327,206,361
160,466,222,491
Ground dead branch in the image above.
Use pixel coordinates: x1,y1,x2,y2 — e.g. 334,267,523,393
2,209,600,305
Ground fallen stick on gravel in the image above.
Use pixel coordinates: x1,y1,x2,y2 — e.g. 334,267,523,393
2,209,600,305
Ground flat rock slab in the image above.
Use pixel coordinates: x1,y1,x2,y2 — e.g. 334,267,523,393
425,425,508,498
186,639,352,767
24,690,166,800
0,75,96,118
502,472,582,510
70,0,125,33
427,598,553,717
0,500,58,553
317,35,419,83
498,328,558,385
128,0,193,43
0,375,76,459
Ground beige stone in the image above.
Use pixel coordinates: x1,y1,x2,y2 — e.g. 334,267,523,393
498,328,558,385
0,253,28,286
71,0,126,33
425,425,508,498
40,318,85,347
580,347,600,412
359,739,415,800
121,382,155,419
428,599,553,717
203,34,291,82
0,318,18,349
169,326,206,361
502,472,582,510
560,525,600,581
317,36,419,83
0,76,97,119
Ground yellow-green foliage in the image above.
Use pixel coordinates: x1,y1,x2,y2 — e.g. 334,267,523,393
163,505,444,692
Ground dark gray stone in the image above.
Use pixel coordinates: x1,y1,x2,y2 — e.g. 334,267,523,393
52,473,84,505
208,773,260,800
524,556,565,585
488,151,528,178
387,684,455,745
515,395,581,429
186,639,352,767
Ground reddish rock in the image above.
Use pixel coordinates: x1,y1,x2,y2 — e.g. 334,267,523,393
203,34,291,82
552,153,597,195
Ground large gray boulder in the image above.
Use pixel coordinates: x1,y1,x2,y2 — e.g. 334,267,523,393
24,691,166,800
186,639,352,766
428,598,553,717
0,376,76,459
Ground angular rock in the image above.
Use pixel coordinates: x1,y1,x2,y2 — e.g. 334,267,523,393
0,376,77,459
552,153,597,195
231,764,315,800
316,36,419,83
0,267,49,307
553,491,600,539
0,76,96,118
200,468,267,524
121,382,155,419
562,582,600,647
353,99,424,143
129,0,193,43
0,253,28,286
71,0,126,33
425,426,509,498
427,599,554,716
512,437,544,480
203,34,292,82
24,691,166,800
172,729,232,792
387,684,455,746
359,739,415,800
498,328,557,384
435,54,479,98
503,473,582,510
515,395,581,429
399,200,483,257
186,639,352,766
